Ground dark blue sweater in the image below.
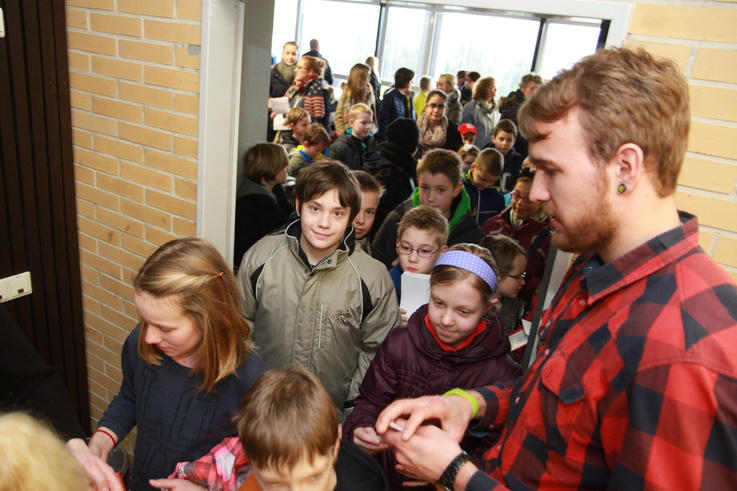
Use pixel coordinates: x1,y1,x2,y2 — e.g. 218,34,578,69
99,326,267,490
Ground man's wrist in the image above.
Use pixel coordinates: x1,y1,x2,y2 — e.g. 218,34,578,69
437,451,472,490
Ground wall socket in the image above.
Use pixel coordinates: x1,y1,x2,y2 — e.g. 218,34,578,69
0,271,33,303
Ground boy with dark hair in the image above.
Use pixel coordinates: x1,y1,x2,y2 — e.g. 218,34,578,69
484,119,524,192
160,367,389,490
463,147,505,225
372,149,485,268
351,170,382,254
237,161,401,418
329,103,378,170
377,67,416,140
288,123,330,176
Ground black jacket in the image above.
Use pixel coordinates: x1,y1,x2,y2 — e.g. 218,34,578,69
329,131,379,170
363,141,417,238
233,178,293,269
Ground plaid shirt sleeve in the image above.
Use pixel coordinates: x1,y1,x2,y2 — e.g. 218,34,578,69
169,436,250,491
462,216,737,490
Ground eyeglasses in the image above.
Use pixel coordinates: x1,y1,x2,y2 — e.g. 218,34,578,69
427,103,445,110
296,66,308,71
511,190,531,203
506,272,527,282
396,242,440,258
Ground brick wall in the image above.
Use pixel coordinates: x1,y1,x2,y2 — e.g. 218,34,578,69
625,1,737,282
64,0,737,454
66,0,201,452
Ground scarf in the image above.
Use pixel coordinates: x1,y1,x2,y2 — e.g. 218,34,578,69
477,99,496,113
285,74,318,100
274,61,295,86
417,111,448,152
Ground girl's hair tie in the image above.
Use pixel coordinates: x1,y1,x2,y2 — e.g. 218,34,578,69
433,250,497,292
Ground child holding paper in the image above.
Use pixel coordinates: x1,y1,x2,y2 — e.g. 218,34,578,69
388,205,447,303
343,244,520,489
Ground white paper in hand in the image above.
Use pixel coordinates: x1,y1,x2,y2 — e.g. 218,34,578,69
273,113,289,130
269,96,290,115
400,272,431,318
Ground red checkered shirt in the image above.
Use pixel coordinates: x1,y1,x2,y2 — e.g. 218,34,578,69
467,214,737,490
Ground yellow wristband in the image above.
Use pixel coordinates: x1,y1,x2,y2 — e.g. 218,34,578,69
443,388,479,419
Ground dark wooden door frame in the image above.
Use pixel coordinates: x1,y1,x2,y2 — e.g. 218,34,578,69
0,0,89,432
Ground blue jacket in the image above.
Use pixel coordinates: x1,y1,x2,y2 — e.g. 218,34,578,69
462,170,506,226
377,88,415,141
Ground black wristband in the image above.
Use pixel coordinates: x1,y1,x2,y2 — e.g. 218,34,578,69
437,450,470,490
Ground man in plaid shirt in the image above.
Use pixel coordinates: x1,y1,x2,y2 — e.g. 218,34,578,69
376,47,737,490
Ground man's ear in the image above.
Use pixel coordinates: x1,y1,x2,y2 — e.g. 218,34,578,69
295,198,302,217
470,162,477,173
610,143,644,194
453,181,463,197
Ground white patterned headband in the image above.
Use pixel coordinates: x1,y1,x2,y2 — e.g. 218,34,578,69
433,250,497,292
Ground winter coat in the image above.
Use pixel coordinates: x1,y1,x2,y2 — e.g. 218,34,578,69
499,88,530,157
371,187,485,268
275,130,300,153
329,130,379,170
343,303,520,488
363,141,417,238
460,99,499,149
269,62,293,98
462,169,505,226
482,208,551,304
233,177,293,270
413,90,427,117
377,88,415,141
334,84,377,135
446,89,462,126
237,220,402,417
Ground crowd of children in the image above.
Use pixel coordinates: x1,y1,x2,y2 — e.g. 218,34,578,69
28,52,557,491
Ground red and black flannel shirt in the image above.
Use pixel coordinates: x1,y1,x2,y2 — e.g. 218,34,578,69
467,214,737,490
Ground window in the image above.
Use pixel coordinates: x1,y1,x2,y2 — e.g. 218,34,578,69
271,0,299,61
432,11,540,96
298,0,380,76
380,6,430,83
538,21,601,80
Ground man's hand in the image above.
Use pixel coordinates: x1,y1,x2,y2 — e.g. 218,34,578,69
66,438,123,491
382,424,475,486
149,478,207,490
353,426,389,454
376,394,476,442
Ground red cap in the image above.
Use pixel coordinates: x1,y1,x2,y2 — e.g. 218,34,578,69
458,123,477,136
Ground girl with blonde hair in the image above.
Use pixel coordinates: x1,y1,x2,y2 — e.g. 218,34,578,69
335,62,377,134
82,238,267,491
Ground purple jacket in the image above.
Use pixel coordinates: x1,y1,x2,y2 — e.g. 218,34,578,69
343,304,520,487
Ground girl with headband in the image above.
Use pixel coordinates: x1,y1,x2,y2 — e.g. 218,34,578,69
344,243,520,489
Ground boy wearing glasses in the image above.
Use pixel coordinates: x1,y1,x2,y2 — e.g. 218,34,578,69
372,149,485,269
482,167,550,305
388,205,448,300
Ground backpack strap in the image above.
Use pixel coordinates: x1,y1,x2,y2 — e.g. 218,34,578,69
526,228,551,261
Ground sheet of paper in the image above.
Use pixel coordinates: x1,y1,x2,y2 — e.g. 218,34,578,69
269,96,290,114
400,271,431,318
273,113,289,130
509,329,529,351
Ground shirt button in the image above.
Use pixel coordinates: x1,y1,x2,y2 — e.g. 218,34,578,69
579,299,585,306
515,397,520,404
544,349,550,357
496,445,501,450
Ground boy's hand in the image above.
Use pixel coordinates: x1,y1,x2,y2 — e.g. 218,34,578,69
353,426,389,454
149,478,207,490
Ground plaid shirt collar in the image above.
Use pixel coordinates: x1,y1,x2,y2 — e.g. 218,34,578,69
573,212,697,305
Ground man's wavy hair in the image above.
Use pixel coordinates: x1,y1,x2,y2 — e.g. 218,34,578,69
518,47,689,197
